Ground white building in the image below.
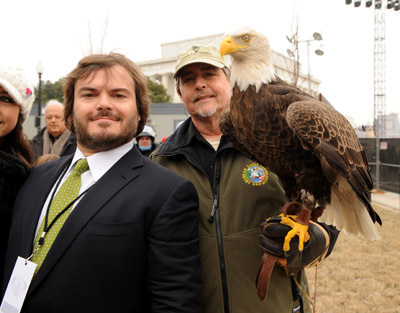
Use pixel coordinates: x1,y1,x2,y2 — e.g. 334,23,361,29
24,34,323,141
137,33,322,139
138,33,322,103
384,113,400,137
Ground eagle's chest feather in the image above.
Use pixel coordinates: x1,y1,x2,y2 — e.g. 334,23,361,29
230,84,308,169
226,83,330,200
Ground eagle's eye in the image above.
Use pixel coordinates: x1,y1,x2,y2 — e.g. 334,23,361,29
241,34,250,42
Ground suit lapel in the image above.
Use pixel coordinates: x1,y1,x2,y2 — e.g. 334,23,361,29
20,156,73,258
29,148,143,293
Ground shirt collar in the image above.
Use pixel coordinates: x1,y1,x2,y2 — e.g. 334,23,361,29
189,120,232,151
70,140,134,182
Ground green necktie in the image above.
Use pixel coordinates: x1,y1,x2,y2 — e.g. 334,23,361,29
31,158,89,274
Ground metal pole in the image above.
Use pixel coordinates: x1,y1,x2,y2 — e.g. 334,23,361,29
374,2,386,190
306,41,311,95
375,136,380,190
36,73,42,133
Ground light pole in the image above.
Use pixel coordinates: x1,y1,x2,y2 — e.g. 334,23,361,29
36,61,44,133
287,32,324,96
345,0,400,190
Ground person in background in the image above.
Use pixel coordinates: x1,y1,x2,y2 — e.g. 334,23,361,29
151,45,338,313
0,65,34,287
135,125,158,157
2,53,203,313
33,153,60,166
31,100,76,160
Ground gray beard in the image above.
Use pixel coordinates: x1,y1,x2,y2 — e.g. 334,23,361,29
198,106,217,117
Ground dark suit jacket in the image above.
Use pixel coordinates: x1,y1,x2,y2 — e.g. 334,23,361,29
2,147,203,313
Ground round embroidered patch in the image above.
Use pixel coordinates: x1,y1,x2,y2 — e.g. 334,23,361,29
242,163,269,186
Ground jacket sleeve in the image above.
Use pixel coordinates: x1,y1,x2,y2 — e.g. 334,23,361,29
147,179,203,313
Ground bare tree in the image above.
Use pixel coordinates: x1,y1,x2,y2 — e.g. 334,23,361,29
98,15,109,53
286,24,300,87
80,15,110,55
284,7,324,96
285,6,309,90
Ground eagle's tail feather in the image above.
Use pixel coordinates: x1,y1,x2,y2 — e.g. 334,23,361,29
319,177,380,240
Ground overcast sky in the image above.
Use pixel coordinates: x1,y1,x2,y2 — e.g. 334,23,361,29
2,0,399,126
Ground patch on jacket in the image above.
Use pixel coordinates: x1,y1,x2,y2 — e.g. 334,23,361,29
242,162,268,186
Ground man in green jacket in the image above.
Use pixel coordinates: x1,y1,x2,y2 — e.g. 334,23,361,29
151,45,337,313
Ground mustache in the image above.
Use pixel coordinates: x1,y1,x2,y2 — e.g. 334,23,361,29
193,91,216,102
89,111,121,121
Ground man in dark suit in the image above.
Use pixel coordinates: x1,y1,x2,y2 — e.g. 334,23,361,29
1,53,203,313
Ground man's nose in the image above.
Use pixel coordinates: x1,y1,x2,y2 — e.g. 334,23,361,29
194,77,207,90
96,93,113,110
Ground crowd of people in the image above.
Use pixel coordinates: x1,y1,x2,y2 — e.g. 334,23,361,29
0,45,338,313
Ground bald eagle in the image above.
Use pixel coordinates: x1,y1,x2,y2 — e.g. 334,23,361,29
219,27,381,253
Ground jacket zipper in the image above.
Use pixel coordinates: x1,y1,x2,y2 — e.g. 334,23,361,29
211,158,230,313
158,148,231,312
208,197,218,223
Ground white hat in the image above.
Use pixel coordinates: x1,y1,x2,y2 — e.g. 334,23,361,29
137,125,156,140
173,45,229,79
0,65,35,122
136,125,156,140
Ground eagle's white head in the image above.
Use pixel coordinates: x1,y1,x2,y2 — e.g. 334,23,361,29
220,27,275,92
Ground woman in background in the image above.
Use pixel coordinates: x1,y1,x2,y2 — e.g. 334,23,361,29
0,65,34,286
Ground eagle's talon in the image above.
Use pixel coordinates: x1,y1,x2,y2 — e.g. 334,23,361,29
280,214,310,252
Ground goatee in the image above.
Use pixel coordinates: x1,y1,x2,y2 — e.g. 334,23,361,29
73,111,138,152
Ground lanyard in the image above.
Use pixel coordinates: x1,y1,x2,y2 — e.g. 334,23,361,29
36,164,92,247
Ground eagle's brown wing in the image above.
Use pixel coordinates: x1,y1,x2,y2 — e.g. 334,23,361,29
222,81,330,203
221,79,381,235
286,98,381,225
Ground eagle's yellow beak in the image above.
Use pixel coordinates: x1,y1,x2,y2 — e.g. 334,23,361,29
220,36,248,57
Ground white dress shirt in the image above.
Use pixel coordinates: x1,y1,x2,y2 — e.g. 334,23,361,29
34,140,135,240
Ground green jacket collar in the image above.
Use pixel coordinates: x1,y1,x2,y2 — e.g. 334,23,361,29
154,118,234,157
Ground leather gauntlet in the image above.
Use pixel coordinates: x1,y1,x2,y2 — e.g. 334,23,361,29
259,217,330,274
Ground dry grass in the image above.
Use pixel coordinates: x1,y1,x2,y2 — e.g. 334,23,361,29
305,204,400,313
